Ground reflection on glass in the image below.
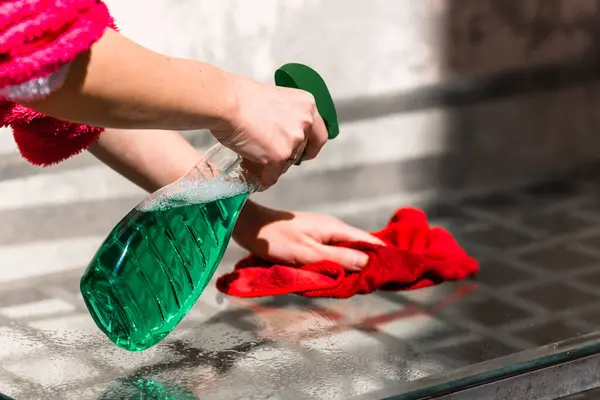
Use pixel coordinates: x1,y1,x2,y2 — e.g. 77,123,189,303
98,377,198,400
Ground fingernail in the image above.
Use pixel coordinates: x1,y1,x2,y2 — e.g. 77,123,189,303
367,235,386,246
353,253,369,269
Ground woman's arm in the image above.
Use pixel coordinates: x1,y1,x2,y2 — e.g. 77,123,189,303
15,28,327,188
22,29,234,132
88,128,200,193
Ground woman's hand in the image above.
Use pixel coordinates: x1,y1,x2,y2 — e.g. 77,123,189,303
233,201,385,271
212,74,329,190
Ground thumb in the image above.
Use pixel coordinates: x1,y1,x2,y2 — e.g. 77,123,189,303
314,245,370,272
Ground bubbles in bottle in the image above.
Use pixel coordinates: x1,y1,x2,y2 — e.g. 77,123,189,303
137,178,251,212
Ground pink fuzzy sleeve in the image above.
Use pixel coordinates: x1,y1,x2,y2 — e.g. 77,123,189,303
0,0,117,167
0,0,113,90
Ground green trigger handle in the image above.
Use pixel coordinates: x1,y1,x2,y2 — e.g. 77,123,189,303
274,63,339,165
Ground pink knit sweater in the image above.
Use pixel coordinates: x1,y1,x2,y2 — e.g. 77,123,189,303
0,0,115,166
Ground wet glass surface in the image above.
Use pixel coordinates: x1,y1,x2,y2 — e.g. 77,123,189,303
4,172,600,399
561,386,600,400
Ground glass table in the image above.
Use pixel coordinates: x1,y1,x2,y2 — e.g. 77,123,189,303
3,170,600,399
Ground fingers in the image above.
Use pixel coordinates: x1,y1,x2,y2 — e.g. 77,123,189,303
328,224,386,247
303,107,328,161
259,164,282,191
302,221,385,271
313,245,370,272
258,136,307,191
240,159,269,191
283,139,307,173
224,86,329,191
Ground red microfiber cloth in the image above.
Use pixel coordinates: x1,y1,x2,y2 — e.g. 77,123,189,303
216,207,479,298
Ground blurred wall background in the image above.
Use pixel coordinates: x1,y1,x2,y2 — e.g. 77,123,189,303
2,0,600,263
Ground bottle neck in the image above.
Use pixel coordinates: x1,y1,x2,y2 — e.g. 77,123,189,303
187,144,259,194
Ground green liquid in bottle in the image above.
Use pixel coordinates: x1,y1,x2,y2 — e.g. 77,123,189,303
80,178,249,351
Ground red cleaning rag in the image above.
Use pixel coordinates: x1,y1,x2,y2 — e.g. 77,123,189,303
216,207,479,298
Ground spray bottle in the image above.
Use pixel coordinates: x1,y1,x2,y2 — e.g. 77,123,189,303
80,64,339,351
